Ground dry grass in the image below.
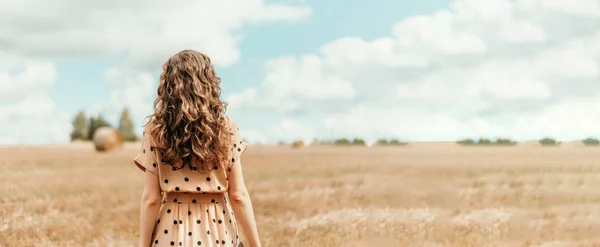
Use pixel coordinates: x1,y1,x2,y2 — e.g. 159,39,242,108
2,143,600,246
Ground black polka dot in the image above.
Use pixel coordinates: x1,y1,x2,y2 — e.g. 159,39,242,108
223,210,225,214
172,167,176,171
157,219,160,224
212,218,216,223
221,240,225,245
150,146,154,151
234,143,237,148
229,219,232,223
173,198,178,203
179,220,182,224
164,179,169,183
216,240,219,244
196,187,201,191
231,158,235,162
218,220,222,224
197,241,202,245
170,241,175,246
184,177,189,182
206,177,211,181
188,232,192,236
211,199,215,203
179,242,182,246
174,220,178,225
238,148,241,152
213,165,218,170
227,168,231,172
232,240,234,244
175,187,180,191
153,163,157,167
143,149,145,153
192,199,197,203
206,209,209,213
155,240,158,244
217,186,221,190
164,229,168,234
167,209,171,213
197,219,201,224
207,230,210,235
188,211,191,215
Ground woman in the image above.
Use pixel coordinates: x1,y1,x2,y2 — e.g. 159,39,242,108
133,50,261,247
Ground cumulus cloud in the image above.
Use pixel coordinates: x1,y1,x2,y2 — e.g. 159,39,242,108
0,0,312,143
229,0,600,142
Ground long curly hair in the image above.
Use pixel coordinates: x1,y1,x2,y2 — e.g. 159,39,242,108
145,49,231,172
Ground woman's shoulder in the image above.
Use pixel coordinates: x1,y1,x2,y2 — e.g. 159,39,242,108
224,115,239,130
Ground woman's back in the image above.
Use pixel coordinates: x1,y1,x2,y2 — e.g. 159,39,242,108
135,116,247,247
134,49,259,247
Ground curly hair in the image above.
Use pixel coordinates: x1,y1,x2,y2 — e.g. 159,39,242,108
145,49,231,172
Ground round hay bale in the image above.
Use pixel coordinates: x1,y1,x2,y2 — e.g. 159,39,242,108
561,141,585,148
291,140,305,149
93,127,124,152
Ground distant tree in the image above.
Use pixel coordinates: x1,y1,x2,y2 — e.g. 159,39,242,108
495,138,515,146
539,137,558,146
478,138,492,145
456,138,475,145
376,139,389,145
118,108,138,142
389,139,407,145
88,115,112,140
334,138,351,145
582,138,600,146
70,111,88,141
351,138,366,146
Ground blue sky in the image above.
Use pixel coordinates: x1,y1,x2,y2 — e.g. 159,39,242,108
49,0,450,125
1,0,599,144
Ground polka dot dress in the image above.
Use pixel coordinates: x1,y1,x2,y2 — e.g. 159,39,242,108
134,116,248,247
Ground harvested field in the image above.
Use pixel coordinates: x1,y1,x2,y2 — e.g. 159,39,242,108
1,143,600,246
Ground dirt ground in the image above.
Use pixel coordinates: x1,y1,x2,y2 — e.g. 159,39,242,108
1,142,600,247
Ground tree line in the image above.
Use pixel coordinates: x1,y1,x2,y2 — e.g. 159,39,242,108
70,108,139,142
456,137,600,146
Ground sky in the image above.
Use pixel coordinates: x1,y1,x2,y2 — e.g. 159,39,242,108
0,0,599,145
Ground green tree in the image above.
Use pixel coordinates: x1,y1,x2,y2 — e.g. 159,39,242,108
376,139,389,145
457,138,475,145
88,115,112,140
539,137,558,146
118,107,138,142
334,138,351,145
70,111,88,141
478,138,492,145
495,138,515,146
389,139,407,145
582,138,600,146
351,138,366,146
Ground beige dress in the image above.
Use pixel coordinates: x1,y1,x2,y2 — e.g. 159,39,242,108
134,117,247,247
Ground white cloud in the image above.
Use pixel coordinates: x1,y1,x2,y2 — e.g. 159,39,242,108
242,119,318,145
0,0,312,143
0,92,71,145
229,0,600,142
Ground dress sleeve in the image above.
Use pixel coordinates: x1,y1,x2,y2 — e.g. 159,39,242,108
133,132,159,176
229,118,248,163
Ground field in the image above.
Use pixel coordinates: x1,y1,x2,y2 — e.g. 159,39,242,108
2,143,600,247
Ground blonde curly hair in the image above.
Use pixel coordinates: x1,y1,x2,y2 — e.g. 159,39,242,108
145,49,231,172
